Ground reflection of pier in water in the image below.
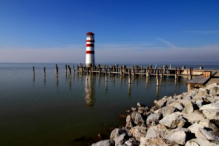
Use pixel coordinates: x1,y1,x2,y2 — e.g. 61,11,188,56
84,75,96,107
32,64,189,103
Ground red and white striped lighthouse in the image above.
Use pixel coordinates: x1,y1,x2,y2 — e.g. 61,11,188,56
86,32,95,67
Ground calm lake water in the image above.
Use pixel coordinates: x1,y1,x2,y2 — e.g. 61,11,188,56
0,63,218,146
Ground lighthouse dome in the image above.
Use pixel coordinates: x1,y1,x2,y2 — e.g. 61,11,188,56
86,32,94,35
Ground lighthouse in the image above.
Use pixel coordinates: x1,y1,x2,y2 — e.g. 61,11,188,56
86,32,95,67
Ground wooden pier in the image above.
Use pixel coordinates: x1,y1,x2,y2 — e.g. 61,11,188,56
32,64,218,91
77,64,205,78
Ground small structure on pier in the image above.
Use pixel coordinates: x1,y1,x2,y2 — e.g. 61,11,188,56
85,32,95,67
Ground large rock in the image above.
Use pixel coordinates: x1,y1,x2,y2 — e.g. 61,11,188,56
146,113,162,127
199,128,219,141
145,124,169,140
196,88,209,98
91,139,115,146
131,112,145,126
154,97,167,108
210,86,218,96
188,123,206,139
182,110,205,123
206,96,219,104
129,126,146,141
114,133,126,146
161,106,176,117
206,83,218,91
165,130,187,145
187,89,199,97
173,94,183,101
110,128,127,145
200,101,219,110
202,109,219,120
124,138,139,146
195,100,203,109
140,137,169,146
182,100,195,114
169,102,184,111
188,122,219,141
185,138,219,146
159,112,186,128
200,101,219,120
199,119,219,133
126,115,133,128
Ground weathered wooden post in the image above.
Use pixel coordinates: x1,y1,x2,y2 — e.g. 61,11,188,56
106,65,108,74
170,64,172,69
128,69,131,84
120,66,123,76
187,84,193,91
33,66,35,76
65,65,67,74
160,67,163,79
98,64,101,74
156,68,159,86
33,66,35,82
55,64,58,76
189,67,192,80
163,65,166,75
77,65,79,72
136,65,139,75
44,67,46,85
132,66,135,77
175,67,178,81
140,66,143,76
44,67,46,76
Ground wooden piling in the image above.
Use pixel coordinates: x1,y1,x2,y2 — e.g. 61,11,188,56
33,66,35,76
190,67,193,79
44,67,46,76
146,67,149,78
141,66,143,76
128,69,131,84
120,66,123,76
98,65,101,74
160,67,163,79
65,65,67,74
156,68,159,86
132,66,135,77
175,67,178,81
55,64,58,76
33,66,35,82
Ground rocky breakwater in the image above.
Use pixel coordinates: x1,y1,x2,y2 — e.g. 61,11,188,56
92,83,219,146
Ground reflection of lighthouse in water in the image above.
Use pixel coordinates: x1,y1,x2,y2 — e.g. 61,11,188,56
84,75,96,107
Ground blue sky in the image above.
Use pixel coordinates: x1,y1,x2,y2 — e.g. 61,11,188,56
0,0,219,63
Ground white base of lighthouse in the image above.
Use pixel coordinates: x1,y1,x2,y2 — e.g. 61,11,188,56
86,54,95,67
